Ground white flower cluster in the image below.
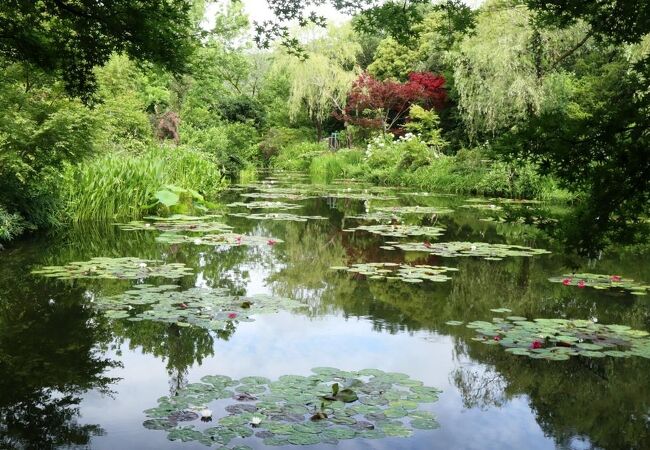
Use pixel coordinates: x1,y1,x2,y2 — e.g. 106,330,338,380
365,134,394,159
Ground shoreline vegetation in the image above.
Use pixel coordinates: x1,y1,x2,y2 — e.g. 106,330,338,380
1,0,647,255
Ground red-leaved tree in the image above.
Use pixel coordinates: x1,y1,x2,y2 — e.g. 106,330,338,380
338,72,446,134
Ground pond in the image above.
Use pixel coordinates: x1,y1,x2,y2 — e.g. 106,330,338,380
1,172,649,450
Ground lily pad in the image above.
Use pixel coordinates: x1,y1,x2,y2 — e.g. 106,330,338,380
32,257,193,280
549,273,649,295
385,241,550,260
331,263,458,284
343,224,445,239
143,368,441,446
229,212,327,222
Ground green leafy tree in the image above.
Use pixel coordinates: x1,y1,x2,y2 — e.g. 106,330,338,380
0,0,197,99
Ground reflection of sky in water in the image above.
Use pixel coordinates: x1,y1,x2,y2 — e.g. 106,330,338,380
79,312,558,449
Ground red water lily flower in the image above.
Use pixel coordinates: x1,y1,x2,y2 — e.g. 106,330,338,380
530,340,543,349
577,280,586,288
562,278,572,286
611,275,621,282
267,239,277,246
228,313,238,319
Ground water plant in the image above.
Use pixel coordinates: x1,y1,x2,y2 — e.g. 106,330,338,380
142,367,440,446
226,201,301,210
375,206,454,215
385,241,550,260
97,284,305,330
467,315,650,360
117,215,231,233
343,224,445,239
156,233,283,247
331,263,458,283
229,212,327,222
548,273,648,296
31,257,193,280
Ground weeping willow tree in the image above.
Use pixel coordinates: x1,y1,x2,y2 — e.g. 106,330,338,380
278,25,361,140
450,0,592,138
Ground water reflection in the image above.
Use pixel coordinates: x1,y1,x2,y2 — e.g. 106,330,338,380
0,176,649,449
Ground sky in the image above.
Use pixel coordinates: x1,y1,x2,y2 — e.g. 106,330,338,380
205,0,485,32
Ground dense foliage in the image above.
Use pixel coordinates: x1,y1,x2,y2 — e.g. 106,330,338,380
0,0,648,255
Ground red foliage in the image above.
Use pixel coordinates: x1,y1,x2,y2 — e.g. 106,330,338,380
338,72,446,133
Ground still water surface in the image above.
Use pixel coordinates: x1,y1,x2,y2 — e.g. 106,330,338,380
1,174,649,449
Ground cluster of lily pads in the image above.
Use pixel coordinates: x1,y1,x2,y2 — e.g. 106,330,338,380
143,367,440,446
375,206,454,215
345,212,402,222
31,257,193,280
382,241,550,260
226,201,301,210
331,263,458,284
548,273,648,296
116,214,231,233
462,314,650,360
229,212,327,222
343,224,445,239
97,284,304,330
156,232,282,247
240,192,315,201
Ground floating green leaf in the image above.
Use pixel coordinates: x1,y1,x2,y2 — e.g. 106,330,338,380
96,285,305,331
226,201,301,210
331,262,458,283
31,257,193,280
343,224,445,239
375,206,454,215
143,368,440,446
155,232,283,246
229,212,327,222
386,241,550,260
549,273,649,295
468,315,650,360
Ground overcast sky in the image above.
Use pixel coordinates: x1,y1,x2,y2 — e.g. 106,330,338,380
205,0,485,31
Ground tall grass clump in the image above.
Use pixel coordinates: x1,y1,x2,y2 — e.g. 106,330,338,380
272,141,328,171
0,207,26,243
64,146,225,222
309,149,364,182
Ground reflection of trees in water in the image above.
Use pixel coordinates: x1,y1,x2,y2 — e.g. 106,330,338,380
0,261,119,448
112,320,232,396
451,364,508,410
454,343,650,450
267,221,347,310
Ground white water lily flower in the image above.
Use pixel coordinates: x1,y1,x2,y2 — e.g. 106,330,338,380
48,299,55,306
591,317,598,323
199,408,212,419
138,262,147,268
193,238,202,245
250,416,262,426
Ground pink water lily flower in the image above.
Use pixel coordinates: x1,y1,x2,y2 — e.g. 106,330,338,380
494,336,501,342
562,278,572,286
530,340,543,349
611,275,622,282
577,280,586,288
267,239,277,246
228,313,238,319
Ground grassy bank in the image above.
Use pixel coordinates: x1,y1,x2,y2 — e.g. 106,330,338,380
272,138,573,201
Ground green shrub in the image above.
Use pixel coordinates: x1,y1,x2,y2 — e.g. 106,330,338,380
309,149,365,182
259,127,313,164
64,146,226,222
0,207,26,243
273,142,328,171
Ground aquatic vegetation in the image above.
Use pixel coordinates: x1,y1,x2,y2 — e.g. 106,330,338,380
467,315,650,360
385,241,550,260
323,192,398,201
240,192,316,201
156,233,283,246
117,215,231,233
345,212,403,222
343,224,445,239
97,285,305,330
375,206,454,215
226,201,302,210
460,203,503,211
331,262,458,283
143,367,440,446
31,257,193,280
548,273,648,296
229,212,327,222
